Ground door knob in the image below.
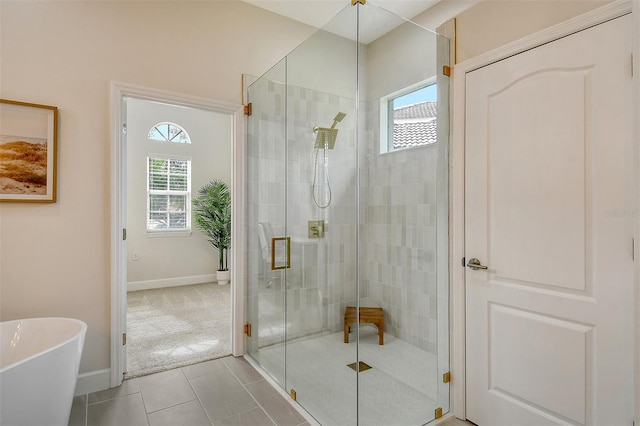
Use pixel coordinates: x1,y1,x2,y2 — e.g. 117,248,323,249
466,258,488,270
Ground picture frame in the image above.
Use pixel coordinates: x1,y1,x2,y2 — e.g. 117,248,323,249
0,99,58,202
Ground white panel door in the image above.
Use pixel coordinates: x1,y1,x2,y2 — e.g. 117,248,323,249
465,15,635,426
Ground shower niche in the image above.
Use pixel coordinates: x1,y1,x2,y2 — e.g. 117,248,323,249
245,2,450,425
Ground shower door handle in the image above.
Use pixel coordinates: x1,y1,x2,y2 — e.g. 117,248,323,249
466,258,488,270
271,237,291,270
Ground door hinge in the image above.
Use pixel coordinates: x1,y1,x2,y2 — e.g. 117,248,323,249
443,372,451,383
632,238,635,261
244,103,252,116
244,323,252,337
290,389,297,401
123,228,127,241
443,65,451,77
122,123,127,136
122,333,127,345
435,407,443,419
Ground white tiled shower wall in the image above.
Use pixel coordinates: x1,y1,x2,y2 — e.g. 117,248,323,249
360,100,440,354
247,76,445,356
286,84,358,333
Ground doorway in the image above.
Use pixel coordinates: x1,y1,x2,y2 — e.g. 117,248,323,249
110,82,244,387
123,97,233,377
463,12,634,425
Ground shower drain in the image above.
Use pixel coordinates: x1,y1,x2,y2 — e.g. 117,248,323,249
347,361,372,373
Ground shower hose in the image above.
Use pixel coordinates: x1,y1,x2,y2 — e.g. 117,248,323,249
312,147,332,209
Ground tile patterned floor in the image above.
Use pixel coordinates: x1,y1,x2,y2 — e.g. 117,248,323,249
69,356,309,426
69,354,475,426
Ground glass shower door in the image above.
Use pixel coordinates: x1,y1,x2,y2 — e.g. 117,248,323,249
245,59,288,387
282,3,359,425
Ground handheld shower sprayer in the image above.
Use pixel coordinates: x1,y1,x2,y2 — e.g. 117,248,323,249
330,112,346,129
312,112,346,209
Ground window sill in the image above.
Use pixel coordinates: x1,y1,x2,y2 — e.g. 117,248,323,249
146,230,192,238
381,142,438,156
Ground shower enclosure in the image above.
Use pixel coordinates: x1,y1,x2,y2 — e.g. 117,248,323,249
244,2,450,424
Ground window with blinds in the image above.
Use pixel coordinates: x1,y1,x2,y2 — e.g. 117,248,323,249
147,156,191,232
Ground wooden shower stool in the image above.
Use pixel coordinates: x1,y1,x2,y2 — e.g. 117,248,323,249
344,306,384,345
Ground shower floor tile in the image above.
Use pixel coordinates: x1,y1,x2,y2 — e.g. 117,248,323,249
255,327,439,426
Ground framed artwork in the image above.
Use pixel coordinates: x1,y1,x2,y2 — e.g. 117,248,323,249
0,99,58,202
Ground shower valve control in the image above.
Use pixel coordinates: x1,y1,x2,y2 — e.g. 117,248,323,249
308,220,325,238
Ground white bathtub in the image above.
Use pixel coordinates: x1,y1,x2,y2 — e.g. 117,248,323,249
0,317,87,426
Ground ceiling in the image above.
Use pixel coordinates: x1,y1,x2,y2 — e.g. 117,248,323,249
241,0,443,36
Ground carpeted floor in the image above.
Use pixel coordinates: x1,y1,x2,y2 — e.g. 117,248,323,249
125,282,231,378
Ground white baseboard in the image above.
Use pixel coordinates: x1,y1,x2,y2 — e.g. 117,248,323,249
127,274,217,292
75,368,111,396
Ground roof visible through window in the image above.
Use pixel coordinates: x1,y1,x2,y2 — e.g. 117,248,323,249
388,83,437,151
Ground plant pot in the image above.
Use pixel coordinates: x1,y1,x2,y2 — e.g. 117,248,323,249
216,270,230,286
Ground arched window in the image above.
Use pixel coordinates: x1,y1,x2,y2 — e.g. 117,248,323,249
148,122,191,144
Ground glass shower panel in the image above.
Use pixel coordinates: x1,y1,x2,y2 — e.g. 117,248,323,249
284,4,359,425
245,1,450,424
246,58,288,387
435,30,451,418
357,3,450,425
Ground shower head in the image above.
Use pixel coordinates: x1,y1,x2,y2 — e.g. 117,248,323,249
314,112,346,149
313,127,338,149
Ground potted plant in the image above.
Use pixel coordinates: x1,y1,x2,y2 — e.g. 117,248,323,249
193,179,231,285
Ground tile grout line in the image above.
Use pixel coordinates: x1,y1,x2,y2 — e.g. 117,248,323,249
136,382,152,425
139,369,204,419
86,384,142,407
182,364,216,425
84,395,88,426
244,355,321,426
235,380,279,426
221,358,279,426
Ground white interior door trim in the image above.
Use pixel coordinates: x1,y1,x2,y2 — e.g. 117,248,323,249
109,81,244,388
633,2,640,422
450,0,636,420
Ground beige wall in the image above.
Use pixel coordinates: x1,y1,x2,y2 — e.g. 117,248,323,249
454,0,611,63
366,20,439,102
0,0,313,375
